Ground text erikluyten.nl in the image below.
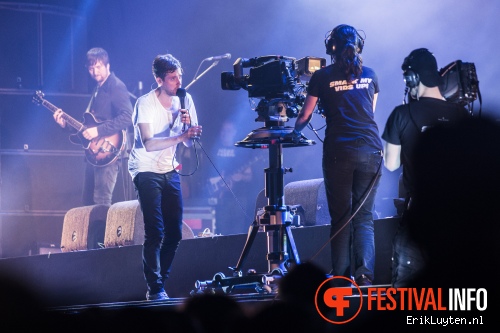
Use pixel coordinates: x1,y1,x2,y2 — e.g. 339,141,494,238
407,315,483,326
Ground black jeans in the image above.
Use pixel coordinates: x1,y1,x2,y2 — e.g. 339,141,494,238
133,171,183,294
323,144,382,284
391,198,426,287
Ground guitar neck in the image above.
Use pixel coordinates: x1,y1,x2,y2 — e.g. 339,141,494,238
41,100,85,131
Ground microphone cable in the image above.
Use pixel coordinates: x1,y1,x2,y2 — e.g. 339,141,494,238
173,116,203,177
172,138,202,177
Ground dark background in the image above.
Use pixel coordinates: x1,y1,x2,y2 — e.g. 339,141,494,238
1,0,499,256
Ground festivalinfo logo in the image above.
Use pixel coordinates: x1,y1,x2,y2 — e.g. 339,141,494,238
314,276,487,326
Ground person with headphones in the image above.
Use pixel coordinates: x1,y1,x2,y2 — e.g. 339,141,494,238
382,48,469,287
291,24,383,286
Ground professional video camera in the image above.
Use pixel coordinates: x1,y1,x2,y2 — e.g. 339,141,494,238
221,55,325,122
439,60,481,115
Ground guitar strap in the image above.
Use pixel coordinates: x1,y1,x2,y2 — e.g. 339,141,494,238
85,85,99,114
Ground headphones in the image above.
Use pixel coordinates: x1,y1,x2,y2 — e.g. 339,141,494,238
324,24,365,56
402,58,419,89
401,48,431,89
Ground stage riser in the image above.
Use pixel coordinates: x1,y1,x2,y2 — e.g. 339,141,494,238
0,218,398,307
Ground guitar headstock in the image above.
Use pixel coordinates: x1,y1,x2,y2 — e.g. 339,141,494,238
32,90,45,106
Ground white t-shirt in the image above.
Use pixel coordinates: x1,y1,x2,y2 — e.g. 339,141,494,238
128,89,198,179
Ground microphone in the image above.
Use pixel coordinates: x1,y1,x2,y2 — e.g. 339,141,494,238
138,81,143,95
403,87,409,104
176,88,187,131
204,53,231,61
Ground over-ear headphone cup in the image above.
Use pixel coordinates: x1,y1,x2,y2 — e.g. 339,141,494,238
403,70,419,88
356,37,364,54
325,36,336,55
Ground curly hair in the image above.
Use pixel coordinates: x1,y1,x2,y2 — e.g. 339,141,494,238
152,54,183,80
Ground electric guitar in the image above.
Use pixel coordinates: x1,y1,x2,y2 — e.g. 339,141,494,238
207,155,264,197
32,90,126,167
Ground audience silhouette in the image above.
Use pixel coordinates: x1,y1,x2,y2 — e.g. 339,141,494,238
407,116,498,293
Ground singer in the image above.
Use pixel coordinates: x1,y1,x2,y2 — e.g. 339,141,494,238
128,53,202,301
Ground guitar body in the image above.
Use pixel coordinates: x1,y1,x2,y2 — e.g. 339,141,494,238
207,155,264,198
32,90,126,167
69,113,126,167
68,112,94,148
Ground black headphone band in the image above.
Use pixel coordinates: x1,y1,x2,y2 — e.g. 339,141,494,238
402,49,430,88
325,25,364,56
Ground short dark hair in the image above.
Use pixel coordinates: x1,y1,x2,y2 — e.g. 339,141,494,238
401,48,442,87
152,54,182,80
86,47,109,67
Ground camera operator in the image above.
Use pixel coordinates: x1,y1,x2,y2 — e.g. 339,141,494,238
292,24,383,287
381,48,469,287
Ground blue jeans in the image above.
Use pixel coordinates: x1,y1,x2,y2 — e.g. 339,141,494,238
83,160,119,206
133,171,183,294
322,143,382,284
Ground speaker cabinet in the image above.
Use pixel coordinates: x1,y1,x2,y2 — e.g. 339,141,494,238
104,200,144,248
284,178,329,226
104,200,194,248
0,4,88,92
60,204,109,252
254,178,329,226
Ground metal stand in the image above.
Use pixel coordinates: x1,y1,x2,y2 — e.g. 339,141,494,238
193,122,314,295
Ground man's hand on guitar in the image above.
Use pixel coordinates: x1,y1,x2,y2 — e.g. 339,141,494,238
230,167,252,183
83,127,99,140
33,90,125,167
53,109,67,128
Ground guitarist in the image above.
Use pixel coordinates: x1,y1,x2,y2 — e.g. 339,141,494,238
207,119,265,235
53,47,133,206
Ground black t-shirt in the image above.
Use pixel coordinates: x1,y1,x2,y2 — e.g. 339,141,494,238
382,97,469,196
308,64,383,152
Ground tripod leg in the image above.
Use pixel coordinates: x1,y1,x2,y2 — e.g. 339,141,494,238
230,219,260,275
285,226,301,265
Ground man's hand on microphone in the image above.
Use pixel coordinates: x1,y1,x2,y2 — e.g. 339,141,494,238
185,125,202,140
180,109,190,128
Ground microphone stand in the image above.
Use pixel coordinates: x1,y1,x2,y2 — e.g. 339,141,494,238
185,60,219,91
